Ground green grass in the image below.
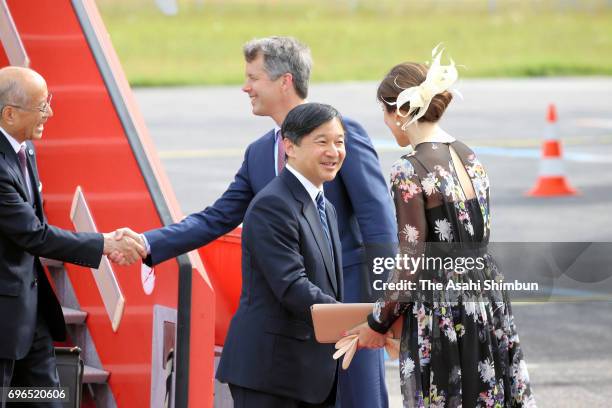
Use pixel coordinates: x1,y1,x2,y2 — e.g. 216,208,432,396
97,0,612,86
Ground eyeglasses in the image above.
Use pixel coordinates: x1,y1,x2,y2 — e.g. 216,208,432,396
7,93,53,115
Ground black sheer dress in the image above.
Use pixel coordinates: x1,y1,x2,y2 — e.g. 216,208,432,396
368,137,536,407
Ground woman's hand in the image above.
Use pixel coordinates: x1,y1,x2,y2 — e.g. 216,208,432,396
345,322,389,349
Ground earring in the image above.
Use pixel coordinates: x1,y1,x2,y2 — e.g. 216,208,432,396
395,121,401,126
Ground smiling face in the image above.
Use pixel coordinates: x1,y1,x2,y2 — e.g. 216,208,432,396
0,69,53,143
18,83,53,142
242,53,285,118
284,117,346,188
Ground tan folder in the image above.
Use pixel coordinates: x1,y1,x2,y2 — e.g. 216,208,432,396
311,303,375,343
311,303,403,369
310,303,403,343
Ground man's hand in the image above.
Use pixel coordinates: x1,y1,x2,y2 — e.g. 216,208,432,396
103,228,146,266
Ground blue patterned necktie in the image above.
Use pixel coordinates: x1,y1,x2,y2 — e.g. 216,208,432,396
316,192,334,260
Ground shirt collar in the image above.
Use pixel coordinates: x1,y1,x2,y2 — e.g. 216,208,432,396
285,164,323,204
0,126,25,154
274,125,281,140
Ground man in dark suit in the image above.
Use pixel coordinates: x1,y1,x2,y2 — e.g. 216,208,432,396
216,102,345,407
120,36,397,407
0,66,144,407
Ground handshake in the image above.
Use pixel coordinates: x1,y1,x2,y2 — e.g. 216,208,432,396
102,228,147,266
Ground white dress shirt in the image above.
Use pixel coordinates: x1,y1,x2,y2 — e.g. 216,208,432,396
285,164,324,206
0,126,33,200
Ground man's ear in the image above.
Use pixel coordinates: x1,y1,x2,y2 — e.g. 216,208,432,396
283,137,295,159
281,73,294,92
0,106,15,126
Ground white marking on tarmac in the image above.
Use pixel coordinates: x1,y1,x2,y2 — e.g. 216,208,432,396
574,118,612,129
472,146,612,163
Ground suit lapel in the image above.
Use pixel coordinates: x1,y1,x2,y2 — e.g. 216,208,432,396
0,132,31,203
25,142,43,220
263,130,276,180
326,204,343,299
251,130,277,193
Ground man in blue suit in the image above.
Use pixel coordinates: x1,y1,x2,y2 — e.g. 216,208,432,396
124,36,398,407
217,103,345,407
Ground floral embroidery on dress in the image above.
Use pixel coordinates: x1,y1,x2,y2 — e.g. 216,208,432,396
438,308,457,343
401,224,420,243
373,301,384,323
477,384,505,407
465,154,491,238
421,172,440,196
434,218,453,241
400,356,415,379
391,159,422,203
457,200,475,236
428,384,446,408
478,358,496,386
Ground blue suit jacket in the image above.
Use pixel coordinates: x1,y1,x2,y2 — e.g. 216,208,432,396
144,117,397,300
216,169,342,402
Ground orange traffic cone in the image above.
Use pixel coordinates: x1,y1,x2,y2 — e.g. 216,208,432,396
527,104,578,197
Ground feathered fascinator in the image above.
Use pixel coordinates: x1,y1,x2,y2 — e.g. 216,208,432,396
386,44,459,129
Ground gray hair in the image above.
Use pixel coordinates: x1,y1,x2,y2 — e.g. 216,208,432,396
243,36,312,99
0,77,28,113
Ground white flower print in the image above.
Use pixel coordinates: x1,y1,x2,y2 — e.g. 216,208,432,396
400,356,415,378
478,358,496,386
373,301,384,322
465,221,474,236
421,173,438,196
400,224,419,244
443,177,459,201
439,314,457,343
464,300,478,321
445,325,457,343
523,394,538,408
495,328,505,340
434,218,453,242
466,165,476,178
518,360,531,384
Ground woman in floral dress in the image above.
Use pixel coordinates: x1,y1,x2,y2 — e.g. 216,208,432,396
348,51,536,407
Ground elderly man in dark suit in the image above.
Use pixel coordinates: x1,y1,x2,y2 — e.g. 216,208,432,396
216,103,345,407
0,66,144,407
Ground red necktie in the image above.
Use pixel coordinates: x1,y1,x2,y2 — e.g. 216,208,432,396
17,145,32,201
276,132,286,175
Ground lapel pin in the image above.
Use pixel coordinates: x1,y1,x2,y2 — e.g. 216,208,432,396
28,149,34,156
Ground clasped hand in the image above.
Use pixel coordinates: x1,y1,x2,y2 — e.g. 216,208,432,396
102,228,146,266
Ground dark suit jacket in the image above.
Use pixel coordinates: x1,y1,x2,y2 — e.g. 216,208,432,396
216,169,343,403
144,117,397,300
0,132,103,360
